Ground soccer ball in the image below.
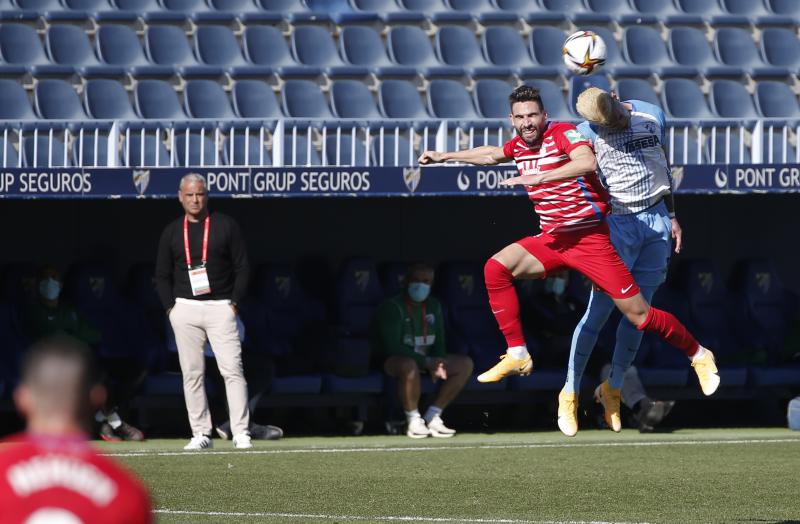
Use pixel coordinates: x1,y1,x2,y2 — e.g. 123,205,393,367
562,30,607,76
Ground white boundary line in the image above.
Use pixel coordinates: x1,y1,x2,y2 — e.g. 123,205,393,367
107,438,800,458
154,508,649,524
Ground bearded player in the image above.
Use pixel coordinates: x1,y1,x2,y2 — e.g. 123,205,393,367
418,85,718,434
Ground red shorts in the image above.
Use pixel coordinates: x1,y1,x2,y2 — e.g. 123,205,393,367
516,223,640,299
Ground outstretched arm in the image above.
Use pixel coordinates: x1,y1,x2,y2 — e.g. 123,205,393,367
418,145,510,166
499,145,597,186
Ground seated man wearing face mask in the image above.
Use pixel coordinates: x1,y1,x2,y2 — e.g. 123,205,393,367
22,266,144,442
372,263,474,438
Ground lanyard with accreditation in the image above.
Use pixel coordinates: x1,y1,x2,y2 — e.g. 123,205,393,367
184,215,211,296
405,299,434,354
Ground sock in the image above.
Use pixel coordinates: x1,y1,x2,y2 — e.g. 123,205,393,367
690,346,706,362
565,288,615,394
107,412,122,429
484,258,525,347
609,285,657,390
637,307,700,357
423,405,443,424
507,345,529,360
405,409,421,423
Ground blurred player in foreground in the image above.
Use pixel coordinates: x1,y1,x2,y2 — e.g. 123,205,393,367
418,85,718,434
0,336,152,523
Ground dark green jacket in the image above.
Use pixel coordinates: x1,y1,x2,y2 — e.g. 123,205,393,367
372,293,446,368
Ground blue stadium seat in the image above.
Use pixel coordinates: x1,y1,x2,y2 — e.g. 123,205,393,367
708,79,758,119
615,78,659,107
0,80,36,120
160,0,206,10
370,135,413,167
231,79,282,118
95,24,151,71
22,135,69,167
45,25,102,73
13,0,60,9
628,0,703,24
124,132,171,166
72,134,116,167
665,130,707,165
84,79,137,119
324,132,368,166
283,133,322,166
668,26,737,78
112,0,159,9
660,78,713,119
529,0,586,23
145,25,207,75
379,261,408,297
34,79,86,119
760,28,800,72
436,25,503,76
377,80,429,119
257,0,308,10
528,27,567,77
623,26,694,78
520,78,570,121
714,27,788,78
387,25,451,76
0,140,20,167
473,79,513,118
427,79,479,119
330,80,380,119
208,0,259,12
184,79,235,119
438,261,504,371
719,0,785,25
766,0,800,23
135,80,186,120
0,24,58,74
336,257,383,336
223,134,270,166
340,25,408,76
175,132,217,166
194,25,247,69
568,75,610,117
242,26,296,69
281,79,332,118
673,0,726,22
706,130,750,164
481,26,531,74
754,81,800,119
291,25,362,75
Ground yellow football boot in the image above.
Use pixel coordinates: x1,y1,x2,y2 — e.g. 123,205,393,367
692,348,721,396
594,380,622,432
476,354,533,383
557,389,578,437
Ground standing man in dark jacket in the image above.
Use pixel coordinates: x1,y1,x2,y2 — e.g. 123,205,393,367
155,173,252,450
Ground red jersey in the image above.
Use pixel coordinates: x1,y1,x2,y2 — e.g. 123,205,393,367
0,433,152,524
503,121,610,233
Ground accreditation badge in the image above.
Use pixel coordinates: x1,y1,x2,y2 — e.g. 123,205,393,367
188,266,211,296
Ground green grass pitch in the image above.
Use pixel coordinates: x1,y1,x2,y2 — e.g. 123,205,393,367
100,428,800,524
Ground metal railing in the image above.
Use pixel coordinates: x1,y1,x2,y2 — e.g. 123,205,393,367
1,119,798,169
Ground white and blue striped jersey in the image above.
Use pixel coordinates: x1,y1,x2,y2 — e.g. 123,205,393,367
577,100,672,215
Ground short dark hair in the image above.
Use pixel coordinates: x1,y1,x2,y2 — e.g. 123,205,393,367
508,85,544,112
21,335,100,396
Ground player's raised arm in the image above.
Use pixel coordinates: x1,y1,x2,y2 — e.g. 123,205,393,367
418,146,510,166
500,143,597,187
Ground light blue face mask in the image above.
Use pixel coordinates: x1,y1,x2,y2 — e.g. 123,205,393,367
39,277,61,301
407,282,431,303
545,277,566,297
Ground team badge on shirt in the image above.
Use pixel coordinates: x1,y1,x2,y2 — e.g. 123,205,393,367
564,129,587,144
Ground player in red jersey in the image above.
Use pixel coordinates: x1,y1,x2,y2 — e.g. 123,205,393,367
0,336,152,523
419,85,716,431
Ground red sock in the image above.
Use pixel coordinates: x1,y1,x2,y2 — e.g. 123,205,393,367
483,258,525,347
637,307,700,357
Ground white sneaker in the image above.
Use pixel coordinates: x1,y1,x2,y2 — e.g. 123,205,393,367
184,434,212,450
427,415,456,438
406,417,430,439
232,432,253,449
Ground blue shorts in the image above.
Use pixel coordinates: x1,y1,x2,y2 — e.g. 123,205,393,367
607,200,673,287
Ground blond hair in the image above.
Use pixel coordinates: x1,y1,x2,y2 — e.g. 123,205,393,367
576,87,627,128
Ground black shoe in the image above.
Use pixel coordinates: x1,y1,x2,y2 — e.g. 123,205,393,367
250,423,283,440
115,421,145,441
638,400,676,430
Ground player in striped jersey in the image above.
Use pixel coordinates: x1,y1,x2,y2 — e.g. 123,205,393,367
419,86,715,432
555,87,719,436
